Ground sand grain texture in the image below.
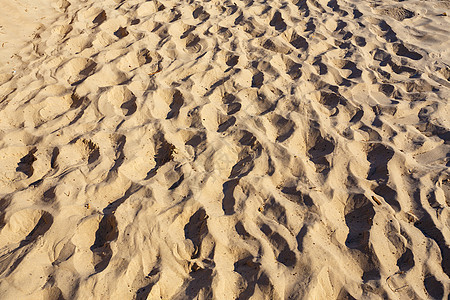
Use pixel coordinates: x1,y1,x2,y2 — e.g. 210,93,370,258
0,0,449,299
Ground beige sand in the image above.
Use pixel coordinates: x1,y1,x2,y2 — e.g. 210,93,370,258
0,0,449,299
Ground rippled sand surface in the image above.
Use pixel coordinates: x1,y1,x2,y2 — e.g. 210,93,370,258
0,0,449,299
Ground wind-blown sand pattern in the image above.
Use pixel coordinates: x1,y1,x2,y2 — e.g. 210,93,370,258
0,0,449,299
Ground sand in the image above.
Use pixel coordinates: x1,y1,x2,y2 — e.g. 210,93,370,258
0,0,449,299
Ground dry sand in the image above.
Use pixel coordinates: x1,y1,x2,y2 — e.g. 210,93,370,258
0,0,449,299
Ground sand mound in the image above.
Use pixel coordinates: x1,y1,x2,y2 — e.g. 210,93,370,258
0,0,449,299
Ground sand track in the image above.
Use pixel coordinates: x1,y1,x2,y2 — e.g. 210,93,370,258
0,0,449,299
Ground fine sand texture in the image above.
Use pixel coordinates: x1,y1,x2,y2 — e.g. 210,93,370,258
0,0,449,299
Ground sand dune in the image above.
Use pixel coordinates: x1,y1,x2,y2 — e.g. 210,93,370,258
0,0,449,299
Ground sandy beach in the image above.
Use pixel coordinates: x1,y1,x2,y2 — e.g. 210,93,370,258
0,0,449,299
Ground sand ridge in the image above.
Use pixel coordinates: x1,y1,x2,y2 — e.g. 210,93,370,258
0,0,449,299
